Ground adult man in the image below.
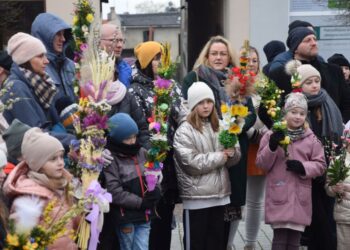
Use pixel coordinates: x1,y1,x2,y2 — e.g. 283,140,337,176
31,13,76,102
268,27,347,112
100,23,132,87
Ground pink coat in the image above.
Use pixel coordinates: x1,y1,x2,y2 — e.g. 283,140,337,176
4,162,78,250
256,128,326,227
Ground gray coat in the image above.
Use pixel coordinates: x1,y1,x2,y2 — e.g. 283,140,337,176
173,120,241,200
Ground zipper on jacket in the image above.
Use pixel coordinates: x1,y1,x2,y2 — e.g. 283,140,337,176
133,156,149,221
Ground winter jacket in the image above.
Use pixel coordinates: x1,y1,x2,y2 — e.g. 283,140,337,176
2,63,59,127
3,162,78,250
173,120,241,200
31,13,76,103
268,51,349,120
129,72,155,119
256,128,326,227
325,152,350,224
227,97,256,206
115,59,132,88
109,92,150,149
103,146,159,224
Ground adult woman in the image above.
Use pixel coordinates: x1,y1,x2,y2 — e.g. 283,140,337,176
182,35,238,118
244,46,268,250
2,32,59,128
4,128,78,249
128,41,183,250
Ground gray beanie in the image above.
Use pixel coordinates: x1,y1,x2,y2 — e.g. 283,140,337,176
2,119,31,160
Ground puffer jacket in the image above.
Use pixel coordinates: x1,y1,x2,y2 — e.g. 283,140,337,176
3,162,78,250
31,13,76,102
173,120,241,199
102,146,158,224
326,152,350,224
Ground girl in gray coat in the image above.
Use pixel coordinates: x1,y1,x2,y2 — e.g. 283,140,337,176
174,81,241,250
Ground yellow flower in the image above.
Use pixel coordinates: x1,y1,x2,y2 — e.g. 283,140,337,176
230,105,239,116
280,136,290,145
82,0,89,6
23,241,39,250
6,234,19,246
228,123,242,134
86,13,94,23
221,104,228,114
73,15,79,25
237,105,248,117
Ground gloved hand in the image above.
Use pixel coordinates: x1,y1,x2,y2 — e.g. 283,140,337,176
269,131,285,151
258,104,273,129
102,149,113,167
286,160,306,176
140,188,161,210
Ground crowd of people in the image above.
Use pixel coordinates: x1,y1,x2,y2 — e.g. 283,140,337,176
0,12,350,250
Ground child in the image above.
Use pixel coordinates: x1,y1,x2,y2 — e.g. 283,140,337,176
173,81,241,250
3,127,78,249
103,113,160,250
325,129,350,250
256,92,326,250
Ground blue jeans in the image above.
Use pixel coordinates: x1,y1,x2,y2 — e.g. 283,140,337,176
117,222,151,250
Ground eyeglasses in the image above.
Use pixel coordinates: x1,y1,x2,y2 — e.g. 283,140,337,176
101,38,126,44
208,51,228,57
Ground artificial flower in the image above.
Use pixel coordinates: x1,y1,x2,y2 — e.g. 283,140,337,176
86,13,94,23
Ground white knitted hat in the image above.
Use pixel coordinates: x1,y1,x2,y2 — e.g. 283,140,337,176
284,92,308,112
188,81,215,111
7,32,46,65
297,64,321,85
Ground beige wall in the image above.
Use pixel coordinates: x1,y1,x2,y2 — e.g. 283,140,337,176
45,0,100,25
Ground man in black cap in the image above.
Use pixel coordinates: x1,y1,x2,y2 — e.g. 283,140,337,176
268,26,347,111
0,51,13,86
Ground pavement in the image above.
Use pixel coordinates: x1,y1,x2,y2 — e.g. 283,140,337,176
170,204,308,250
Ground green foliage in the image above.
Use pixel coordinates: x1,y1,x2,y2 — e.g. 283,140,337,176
219,130,238,149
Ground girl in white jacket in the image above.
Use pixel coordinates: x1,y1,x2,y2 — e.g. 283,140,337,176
174,81,241,250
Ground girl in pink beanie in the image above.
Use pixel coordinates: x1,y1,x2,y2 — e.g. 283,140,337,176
3,128,78,250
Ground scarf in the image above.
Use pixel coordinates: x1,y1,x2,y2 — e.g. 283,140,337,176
305,88,343,141
19,67,57,109
287,127,304,141
106,137,142,157
27,170,68,193
197,65,228,118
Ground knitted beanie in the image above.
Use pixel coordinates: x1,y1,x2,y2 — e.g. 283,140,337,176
21,128,64,172
297,64,321,85
7,32,46,65
0,51,13,71
288,20,313,34
2,119,31,160
134,41,162,69
106,80,127,105
108,113,139,144
327,53,350,68
188,81,215,111
286,27,315,53
263,40,286,63
284,92,308,112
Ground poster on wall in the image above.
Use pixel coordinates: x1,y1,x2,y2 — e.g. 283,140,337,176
289,0,350,61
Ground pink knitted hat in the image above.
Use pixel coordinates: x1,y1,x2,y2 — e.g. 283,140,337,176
7,32,46,65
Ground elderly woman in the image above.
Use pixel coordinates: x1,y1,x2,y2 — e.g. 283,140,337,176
182,35,238,118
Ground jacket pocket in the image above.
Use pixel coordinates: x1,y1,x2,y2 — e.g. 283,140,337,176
298,184,311,206
270,180,288,205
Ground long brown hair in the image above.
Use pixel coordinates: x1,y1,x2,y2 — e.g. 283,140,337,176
187,103,219,133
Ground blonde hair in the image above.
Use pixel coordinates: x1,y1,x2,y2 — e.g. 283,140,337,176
193,35,238,70
187,103,219,133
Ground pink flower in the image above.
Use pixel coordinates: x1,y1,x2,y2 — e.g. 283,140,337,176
155,77,172,89
80,43,88,51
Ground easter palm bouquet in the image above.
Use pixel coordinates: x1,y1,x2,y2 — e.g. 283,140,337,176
144,43,176,191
